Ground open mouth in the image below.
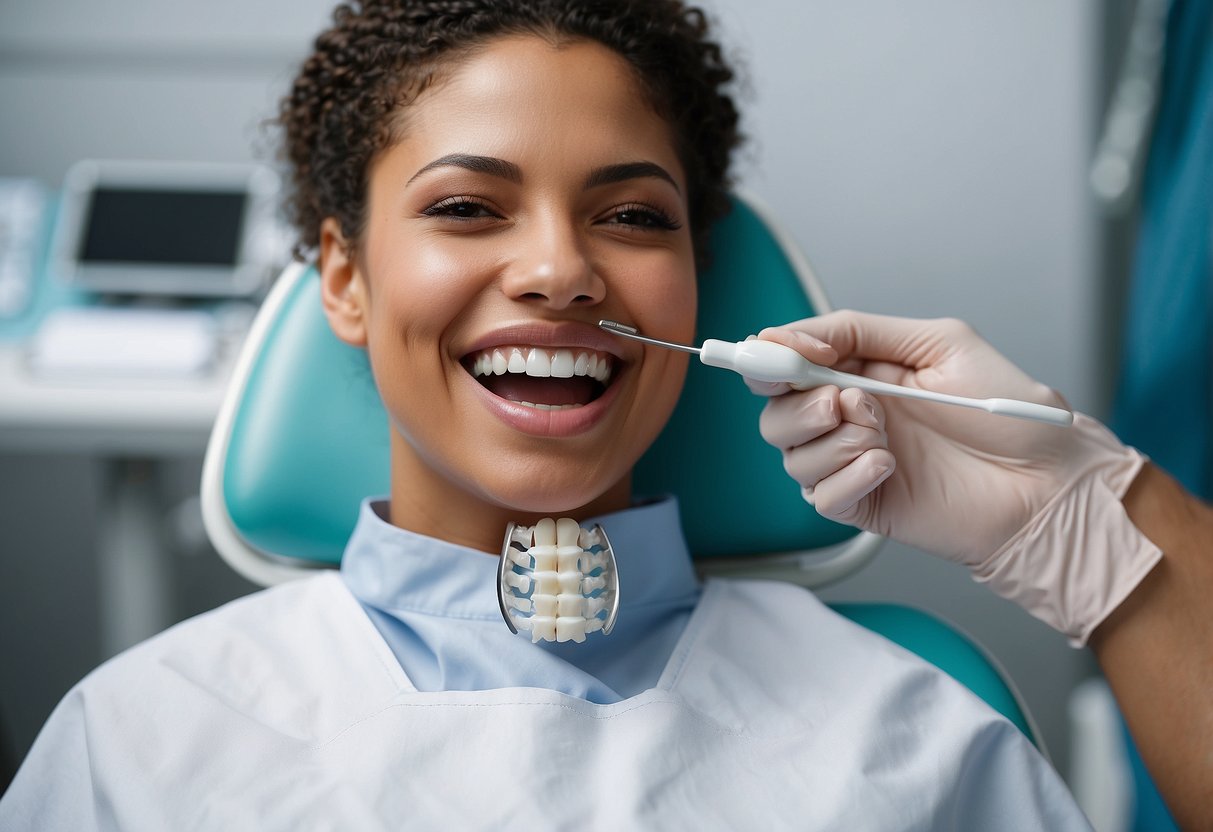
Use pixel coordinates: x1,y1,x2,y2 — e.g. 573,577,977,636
463,346,616,410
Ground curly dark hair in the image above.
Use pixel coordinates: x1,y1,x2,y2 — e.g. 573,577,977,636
279,0,741,263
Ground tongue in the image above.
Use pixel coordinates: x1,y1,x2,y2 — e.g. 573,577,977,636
481,375,599,406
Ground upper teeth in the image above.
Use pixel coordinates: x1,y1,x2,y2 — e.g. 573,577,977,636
471,347,613,384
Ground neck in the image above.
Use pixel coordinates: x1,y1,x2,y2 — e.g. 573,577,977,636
386,433,633,555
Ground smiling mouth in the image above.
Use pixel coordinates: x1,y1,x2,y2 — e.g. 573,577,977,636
464,346,616,410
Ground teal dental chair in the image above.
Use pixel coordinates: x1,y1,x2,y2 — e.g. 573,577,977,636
200,191,1040,747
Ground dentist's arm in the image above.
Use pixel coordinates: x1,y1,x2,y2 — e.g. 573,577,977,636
751,311,1212,828
1093,463,1213,828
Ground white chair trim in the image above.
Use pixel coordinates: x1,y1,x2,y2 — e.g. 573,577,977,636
200,260,324,586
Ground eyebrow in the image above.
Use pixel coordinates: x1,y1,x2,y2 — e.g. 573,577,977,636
408,153,680,194
584,161,681,194
408,153,522,185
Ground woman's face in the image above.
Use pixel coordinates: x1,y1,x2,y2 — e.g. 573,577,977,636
320,35,697,551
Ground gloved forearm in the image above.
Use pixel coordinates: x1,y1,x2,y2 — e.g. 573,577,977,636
749,310,1161,643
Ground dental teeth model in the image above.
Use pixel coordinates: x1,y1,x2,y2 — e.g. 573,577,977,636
498,517,619,643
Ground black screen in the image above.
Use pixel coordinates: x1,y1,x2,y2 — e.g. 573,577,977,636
79,188,248,266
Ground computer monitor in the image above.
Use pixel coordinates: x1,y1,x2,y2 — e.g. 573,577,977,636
52,160,282,298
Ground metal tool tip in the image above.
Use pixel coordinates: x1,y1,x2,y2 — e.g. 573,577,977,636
598,320,638,335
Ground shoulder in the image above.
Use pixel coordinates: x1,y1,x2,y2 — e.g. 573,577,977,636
696,576,904,659
704,576,983,668
96,571,348,669
686,578,1020,731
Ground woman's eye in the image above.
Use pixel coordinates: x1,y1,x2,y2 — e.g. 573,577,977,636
422,198,499,220
608,204,681,231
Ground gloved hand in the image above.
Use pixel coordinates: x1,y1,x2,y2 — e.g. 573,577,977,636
749,311,1162,645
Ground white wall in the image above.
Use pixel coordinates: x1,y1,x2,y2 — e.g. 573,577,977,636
0,0,1104,779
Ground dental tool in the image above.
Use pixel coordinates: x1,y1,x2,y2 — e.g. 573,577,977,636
598,321,1074,426
498,517,620,643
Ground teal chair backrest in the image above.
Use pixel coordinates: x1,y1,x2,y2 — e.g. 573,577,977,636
200,192,1039,747
636,197,859,557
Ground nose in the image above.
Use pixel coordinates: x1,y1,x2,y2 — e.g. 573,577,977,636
501,216,605,310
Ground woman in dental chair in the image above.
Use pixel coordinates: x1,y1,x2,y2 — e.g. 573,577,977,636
0,2,1096,828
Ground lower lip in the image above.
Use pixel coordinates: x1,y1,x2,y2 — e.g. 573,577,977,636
464,369,624,437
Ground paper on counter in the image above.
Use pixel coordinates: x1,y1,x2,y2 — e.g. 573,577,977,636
27,307,217,378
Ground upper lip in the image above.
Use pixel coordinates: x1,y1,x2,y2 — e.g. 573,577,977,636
457,321,633,361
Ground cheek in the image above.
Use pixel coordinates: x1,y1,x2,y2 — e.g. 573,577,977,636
627,258,697,343
620,256,696,426
366,240,498,340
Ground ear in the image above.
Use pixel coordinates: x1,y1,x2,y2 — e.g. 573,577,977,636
318,217,369,348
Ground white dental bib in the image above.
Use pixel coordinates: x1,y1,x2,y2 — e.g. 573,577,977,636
2,571,1089,830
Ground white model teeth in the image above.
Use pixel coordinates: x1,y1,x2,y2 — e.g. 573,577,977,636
500,517,618,645
470,347,613,385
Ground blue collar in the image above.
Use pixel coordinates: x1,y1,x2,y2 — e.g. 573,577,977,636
341,496,700,625
339,496,702,701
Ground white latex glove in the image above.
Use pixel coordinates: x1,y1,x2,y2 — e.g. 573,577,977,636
750,311,1162,645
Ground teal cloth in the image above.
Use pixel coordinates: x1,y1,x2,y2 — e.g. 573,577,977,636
1112,0,1213,500
1111,2,1208,829
1126,715,1180,831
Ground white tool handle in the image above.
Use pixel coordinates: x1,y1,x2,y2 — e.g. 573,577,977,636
699,338,1073,427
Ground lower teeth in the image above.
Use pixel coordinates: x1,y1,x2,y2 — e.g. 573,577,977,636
517,401,583,411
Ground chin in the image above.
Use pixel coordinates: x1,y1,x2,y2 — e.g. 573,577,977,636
480,467,629,519
491,487,606,517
